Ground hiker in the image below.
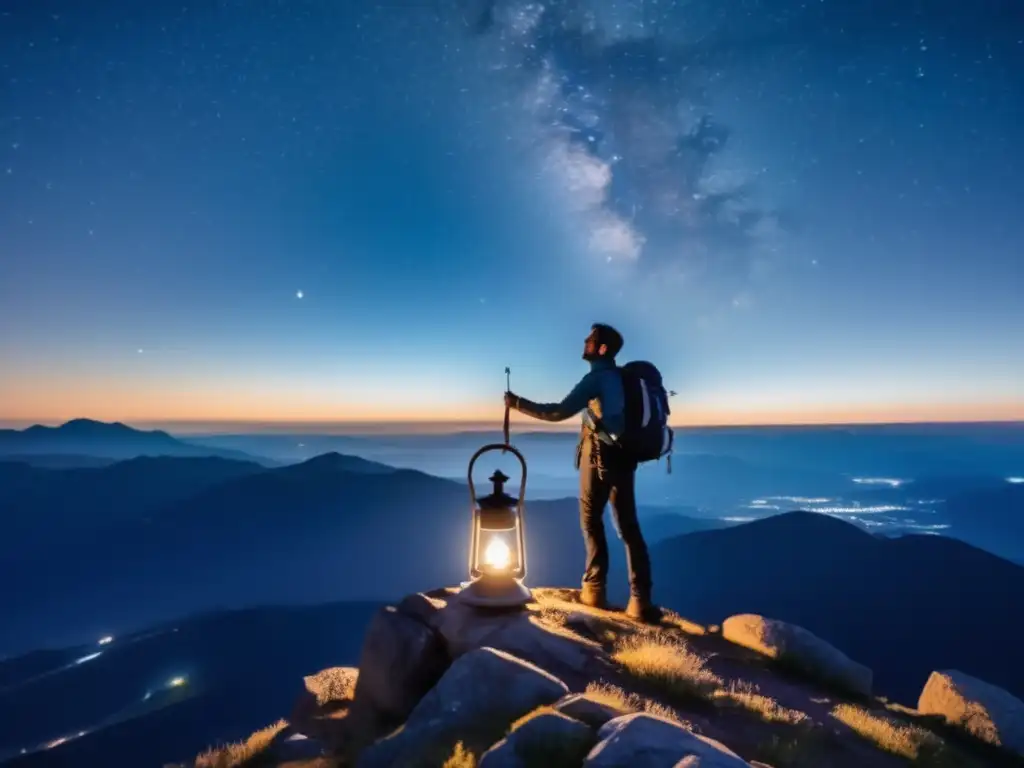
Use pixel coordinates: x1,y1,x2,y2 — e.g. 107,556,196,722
504,323,670,623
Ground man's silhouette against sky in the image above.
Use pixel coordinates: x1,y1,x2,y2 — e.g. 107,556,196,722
505,323,661,623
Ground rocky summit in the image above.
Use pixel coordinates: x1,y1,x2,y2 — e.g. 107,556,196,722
187,586,1024,768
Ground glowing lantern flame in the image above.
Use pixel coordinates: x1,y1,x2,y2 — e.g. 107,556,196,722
483,538,511,570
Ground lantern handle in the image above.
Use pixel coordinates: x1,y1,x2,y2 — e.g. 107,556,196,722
467,443,527,508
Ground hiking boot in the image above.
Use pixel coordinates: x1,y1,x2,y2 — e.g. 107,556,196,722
625,595,663,624
579,582,607,609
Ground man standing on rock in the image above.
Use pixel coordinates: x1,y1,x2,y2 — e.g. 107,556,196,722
504,323,662,623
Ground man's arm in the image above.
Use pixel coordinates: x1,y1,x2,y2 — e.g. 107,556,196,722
511,372,600,422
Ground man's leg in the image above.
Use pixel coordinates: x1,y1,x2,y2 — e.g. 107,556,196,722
579,439,612,604
608,460,657,620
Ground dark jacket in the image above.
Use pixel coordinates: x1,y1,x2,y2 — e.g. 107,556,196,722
513,359,628,469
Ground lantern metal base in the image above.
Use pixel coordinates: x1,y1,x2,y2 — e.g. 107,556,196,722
458,576,533,609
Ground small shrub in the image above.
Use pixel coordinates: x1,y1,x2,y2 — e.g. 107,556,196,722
711,683,809,725
442,741,477,768
535,605,571,627
194,720,287,768
584,681,684,724
612,635,722,705
658,609,707,636
832,703,944,761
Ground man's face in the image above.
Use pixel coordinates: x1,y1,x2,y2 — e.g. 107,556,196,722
582,329,605,361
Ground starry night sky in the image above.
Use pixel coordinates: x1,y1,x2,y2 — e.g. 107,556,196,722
2,0,1022,427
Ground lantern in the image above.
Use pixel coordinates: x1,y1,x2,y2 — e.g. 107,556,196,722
459,443,532,608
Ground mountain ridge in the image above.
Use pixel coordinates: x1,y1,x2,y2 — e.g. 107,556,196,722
0,419,274,465
651,511,1024,703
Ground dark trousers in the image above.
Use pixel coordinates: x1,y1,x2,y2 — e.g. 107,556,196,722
577,435,653,599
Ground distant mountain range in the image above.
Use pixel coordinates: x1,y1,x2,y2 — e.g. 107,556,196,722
0,419,272,465
2,419,1022,725
193,420,1024,479
0,448,716,656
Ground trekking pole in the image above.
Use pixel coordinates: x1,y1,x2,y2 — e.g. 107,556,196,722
502,367,511,451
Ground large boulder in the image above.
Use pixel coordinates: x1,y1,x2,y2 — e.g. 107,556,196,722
584,713,749,767
429,598,605,680
397,591,448,624
722,614,872,697
348,605,449,745
478,710,596,768
357,647,570,768
918,670,1024,755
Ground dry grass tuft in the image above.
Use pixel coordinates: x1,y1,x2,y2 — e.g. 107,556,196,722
442,741,477,768
535,605,572,626
832,703,944,762
658,608,707,636
711,682,810,726
882,699,920,717
194,719,288,768
612,634,722,705
584,681,685,724
509,705,558,733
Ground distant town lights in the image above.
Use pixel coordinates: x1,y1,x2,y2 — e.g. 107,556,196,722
168,676,187,688
851,477,905,488
98,635,114,645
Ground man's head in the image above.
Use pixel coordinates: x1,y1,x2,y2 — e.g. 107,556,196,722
583,323,624,361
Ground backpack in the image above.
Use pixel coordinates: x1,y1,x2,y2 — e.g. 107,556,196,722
618,361,674,469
